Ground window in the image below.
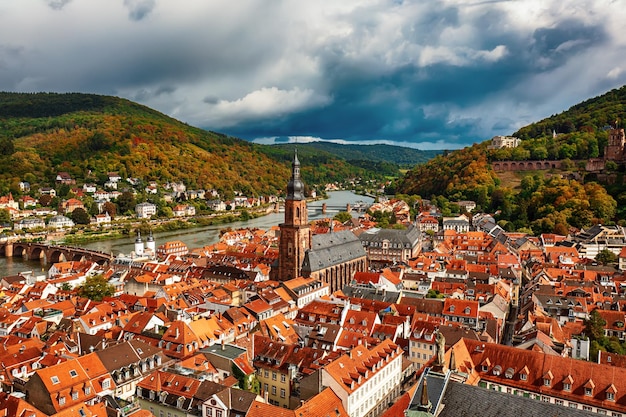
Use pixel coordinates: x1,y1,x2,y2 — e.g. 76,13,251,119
281,374,286,383
543,378,551,387
272,386,277,395
72,391,79,400
216,411,222,417
520,373,527,381
59,397,66,406
569,403,579,409
102,379,110,389
69,369,78,378
585,388,593,396
563,383,571,391
280,388,286,398
84,386,91,395
608,392,615,401
51,376,60,384
272,372,277,381
264,370,269,378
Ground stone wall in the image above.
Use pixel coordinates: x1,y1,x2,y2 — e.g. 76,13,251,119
491,160,563,172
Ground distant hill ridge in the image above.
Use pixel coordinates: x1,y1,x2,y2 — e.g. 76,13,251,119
0,92,435,197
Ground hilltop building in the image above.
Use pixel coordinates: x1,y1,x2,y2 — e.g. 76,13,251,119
275,151,367,292
604,127,626,161
488,136,520,149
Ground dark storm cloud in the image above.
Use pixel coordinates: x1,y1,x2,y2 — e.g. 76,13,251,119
1,1,626,149
219,11,614,149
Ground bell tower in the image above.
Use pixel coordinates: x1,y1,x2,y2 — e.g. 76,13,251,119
278,150,311,281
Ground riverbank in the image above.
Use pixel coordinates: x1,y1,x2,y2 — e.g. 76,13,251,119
60,206,272,245
0,191,374,277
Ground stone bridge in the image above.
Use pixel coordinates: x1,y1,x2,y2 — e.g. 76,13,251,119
0,241,112,266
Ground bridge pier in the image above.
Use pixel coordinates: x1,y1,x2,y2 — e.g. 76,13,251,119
322,203,327,214
346,203,351,213
4,243,12,258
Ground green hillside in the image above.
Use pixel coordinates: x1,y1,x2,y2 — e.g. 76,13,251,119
264,142,439,168
0,92,387,197
397,85,626,234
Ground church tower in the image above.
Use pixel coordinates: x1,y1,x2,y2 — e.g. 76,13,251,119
278,150,312,281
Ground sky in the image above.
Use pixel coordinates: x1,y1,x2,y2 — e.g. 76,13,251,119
1,1,626,150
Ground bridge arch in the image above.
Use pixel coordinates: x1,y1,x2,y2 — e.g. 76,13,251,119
29,246,46,262
12,243,28,259
48,250,68,264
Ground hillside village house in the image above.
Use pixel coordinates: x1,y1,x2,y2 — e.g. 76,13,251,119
55,172,75,185
14,217,46,230
47,215,74,230
135,202,157,219
61,198,84,214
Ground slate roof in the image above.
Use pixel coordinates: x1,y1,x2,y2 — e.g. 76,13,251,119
301,230,366,274
437,381,597,417
359,225,421,247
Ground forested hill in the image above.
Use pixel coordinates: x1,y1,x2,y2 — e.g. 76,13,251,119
514,85,626,139
262,142,439,168
0,92,388,196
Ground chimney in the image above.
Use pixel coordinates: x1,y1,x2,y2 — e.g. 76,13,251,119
221,340,225,351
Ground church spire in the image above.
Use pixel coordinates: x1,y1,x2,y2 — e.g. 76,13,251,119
417,378,432,412
286,148,305,200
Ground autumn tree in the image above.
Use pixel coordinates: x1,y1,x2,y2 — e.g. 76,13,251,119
116,191,135,214
596,249,618,265
70,208,91,225
334,211,352,223
77,274,115,301
39,194,53,207
102,201,117,218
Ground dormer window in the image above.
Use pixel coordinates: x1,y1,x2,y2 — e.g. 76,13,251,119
584,379,595,397
543,370,553,387
450,305,455,313
606,384,617,401
564,383,571,391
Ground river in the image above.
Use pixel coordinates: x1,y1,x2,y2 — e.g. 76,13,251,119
0,191,373,277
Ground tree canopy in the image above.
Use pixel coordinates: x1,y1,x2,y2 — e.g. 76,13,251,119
77,274,115,301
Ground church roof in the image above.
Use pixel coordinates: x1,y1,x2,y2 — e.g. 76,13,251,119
359,225,421,247
301,230,366,273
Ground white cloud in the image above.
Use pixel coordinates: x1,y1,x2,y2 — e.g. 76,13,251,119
203,87,331,128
